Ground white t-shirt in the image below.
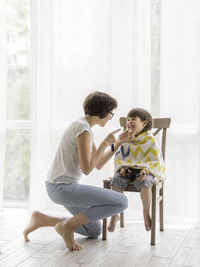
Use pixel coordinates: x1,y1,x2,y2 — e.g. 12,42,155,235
46,117,93,184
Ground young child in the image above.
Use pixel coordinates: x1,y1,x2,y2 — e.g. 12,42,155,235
108,108,166,232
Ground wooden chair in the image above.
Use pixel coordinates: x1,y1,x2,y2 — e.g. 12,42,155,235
102,117,171,245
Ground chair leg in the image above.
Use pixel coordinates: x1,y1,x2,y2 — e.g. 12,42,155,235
120,212,124,227
159,185,164,231
151,185,156,245
102,218,107,240
102,180,111,240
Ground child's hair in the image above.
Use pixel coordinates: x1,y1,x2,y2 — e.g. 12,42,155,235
83,91,118,118
127,108,152,132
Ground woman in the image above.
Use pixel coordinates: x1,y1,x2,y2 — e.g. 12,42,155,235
23,91,132,251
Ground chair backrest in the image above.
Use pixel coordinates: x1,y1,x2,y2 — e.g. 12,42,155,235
119,117,171,161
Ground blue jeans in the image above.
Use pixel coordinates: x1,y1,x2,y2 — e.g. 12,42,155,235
46,181,128,238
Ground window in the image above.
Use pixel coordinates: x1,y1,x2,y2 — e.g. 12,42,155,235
3,0,31,205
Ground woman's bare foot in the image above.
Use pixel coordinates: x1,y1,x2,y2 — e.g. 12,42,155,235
23,211,47,242
55,221,82,251
107,214,120,232
23,211,63,242
143,212,151,231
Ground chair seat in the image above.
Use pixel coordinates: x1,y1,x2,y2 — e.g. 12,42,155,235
103,178,162,192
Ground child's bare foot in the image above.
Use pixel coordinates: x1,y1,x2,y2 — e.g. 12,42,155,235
23,211,47,242
143,212,151,231
107,214,120,232
55,221,82,251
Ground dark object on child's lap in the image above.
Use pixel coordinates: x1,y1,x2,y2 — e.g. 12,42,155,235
120,167,140,181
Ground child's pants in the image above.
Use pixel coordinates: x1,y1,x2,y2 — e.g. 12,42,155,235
46,181,128,238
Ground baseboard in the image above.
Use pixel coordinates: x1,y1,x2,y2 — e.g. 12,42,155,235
125,211,200,229
40,207,200,229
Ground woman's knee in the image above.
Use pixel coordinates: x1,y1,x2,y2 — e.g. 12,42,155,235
119,194,128,210
89,229,102,238
87,221,102,238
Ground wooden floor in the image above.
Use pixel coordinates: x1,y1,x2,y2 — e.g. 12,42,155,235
0,208,200,267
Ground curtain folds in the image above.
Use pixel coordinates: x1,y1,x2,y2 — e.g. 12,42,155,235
160,0,200,224
0,0,7,211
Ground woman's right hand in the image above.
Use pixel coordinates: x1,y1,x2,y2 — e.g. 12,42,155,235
103,129,121,146
117,129,134,144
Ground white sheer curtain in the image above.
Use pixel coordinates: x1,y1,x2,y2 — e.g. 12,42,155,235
29,0,151,217
0,0,7,211
30,0,200,225
160,0,200,224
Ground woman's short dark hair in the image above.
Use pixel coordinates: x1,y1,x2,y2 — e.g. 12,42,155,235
127,108,152,132
83,91,118,118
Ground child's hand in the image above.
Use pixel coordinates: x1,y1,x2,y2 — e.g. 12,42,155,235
119,167,126,177
136,170,147,181
140,169,147,176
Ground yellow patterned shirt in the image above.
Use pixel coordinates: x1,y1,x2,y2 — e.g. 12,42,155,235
114,131,166,181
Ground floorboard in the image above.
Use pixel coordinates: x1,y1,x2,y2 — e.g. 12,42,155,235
0,209,199,267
